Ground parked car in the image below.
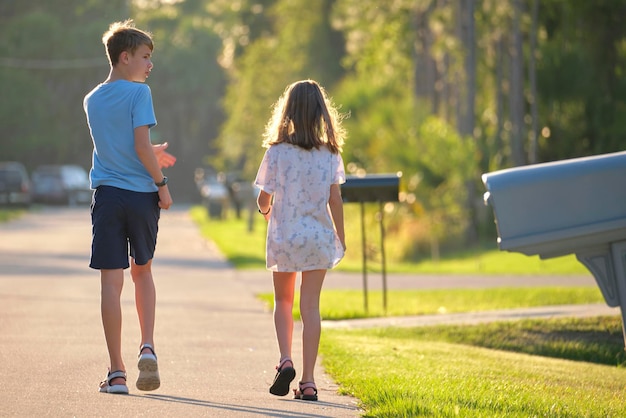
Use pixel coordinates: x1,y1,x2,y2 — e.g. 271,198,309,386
200,177,230,219
0,161,31,207
195,169,230,219
31,164,92,206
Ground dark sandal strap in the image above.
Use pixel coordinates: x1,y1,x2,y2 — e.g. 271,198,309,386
299,381,317,394
276,357,293,371
107,370,127,384
139,343,157,357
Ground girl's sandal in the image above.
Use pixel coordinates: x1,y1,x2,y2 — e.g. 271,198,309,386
98,370,129,394
269,357,296,396
293,381,318,401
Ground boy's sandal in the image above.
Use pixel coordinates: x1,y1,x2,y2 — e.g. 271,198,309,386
269,357,296,396
293,381,318,401
99,370,129,394
136,343,160,391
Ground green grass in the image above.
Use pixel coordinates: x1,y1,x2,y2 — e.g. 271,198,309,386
0,208,24,223
190,206,622,417
258,287,605,320
309,288,624,417
320,316,626,417
398,316,626,366
189,205,589,274
190,206,267,268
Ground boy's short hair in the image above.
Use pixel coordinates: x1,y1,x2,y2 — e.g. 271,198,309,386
102,19,153,66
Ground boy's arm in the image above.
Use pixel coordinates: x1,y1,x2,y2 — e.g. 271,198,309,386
328,184,346,250
135,125,173,210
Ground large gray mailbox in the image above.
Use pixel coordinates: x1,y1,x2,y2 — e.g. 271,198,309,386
482,151,626,345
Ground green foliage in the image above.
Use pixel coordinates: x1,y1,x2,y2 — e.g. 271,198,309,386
320,317,626,417
413,117,478,245
0,1,226,200
5,0,626,231
141,7,227,197
211,0,345,179
536,1,626,160
0,2,135,169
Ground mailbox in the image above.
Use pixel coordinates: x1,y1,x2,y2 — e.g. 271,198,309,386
341,173,401,203
482,151,626,259
482,151,626,346
341,173,402,313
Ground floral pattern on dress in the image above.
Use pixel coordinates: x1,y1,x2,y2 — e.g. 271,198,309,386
254,143,346,272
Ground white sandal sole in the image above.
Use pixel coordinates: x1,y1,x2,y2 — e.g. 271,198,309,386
99,384,129,394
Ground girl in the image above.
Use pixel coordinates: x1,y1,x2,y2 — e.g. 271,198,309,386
254,80,347,401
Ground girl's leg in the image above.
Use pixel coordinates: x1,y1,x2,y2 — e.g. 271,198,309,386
130,258,156,351
273,271,297,363
101,268,126,383
299,269,326,385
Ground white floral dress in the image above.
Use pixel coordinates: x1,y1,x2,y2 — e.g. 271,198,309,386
254,143,346,272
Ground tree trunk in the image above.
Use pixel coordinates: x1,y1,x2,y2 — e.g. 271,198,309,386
494,35,505,166
528,0,539,164
509,0,526,166
412,0,438,110
461,0,478,243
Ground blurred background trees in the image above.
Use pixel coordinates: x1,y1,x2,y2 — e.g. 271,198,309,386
2,0,626,256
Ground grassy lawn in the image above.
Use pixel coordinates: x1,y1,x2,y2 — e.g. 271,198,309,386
189,205,588,274
257,287,605,320
190,206,623,417
0,208,25,223
321,316,626,417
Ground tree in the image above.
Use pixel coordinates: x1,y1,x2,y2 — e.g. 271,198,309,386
211,0,345,179
135,1,227,199
0,4,126,168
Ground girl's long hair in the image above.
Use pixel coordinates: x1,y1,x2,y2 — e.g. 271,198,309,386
262,80,346,154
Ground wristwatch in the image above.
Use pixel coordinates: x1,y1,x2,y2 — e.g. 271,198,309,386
155,176,168,187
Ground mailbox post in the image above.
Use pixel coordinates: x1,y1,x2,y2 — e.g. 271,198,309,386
342,173,401,312
482,151,626,346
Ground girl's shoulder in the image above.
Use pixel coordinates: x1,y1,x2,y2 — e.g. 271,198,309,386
270,142,300,153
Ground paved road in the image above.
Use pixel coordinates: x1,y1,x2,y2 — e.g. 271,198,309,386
0,206,617,417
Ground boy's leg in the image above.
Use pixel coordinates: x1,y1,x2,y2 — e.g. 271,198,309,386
101,268,126,383
130,258,156,348
272,272,297,361
131,258,160,391
299,269,326,384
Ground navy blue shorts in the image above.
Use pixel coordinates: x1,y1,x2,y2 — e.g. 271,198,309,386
90,186,160,270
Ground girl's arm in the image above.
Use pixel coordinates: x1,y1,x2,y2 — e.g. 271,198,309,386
328,184,346,250
257,189,272,221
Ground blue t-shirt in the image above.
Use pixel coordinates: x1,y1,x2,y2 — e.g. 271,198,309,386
83,80,158,192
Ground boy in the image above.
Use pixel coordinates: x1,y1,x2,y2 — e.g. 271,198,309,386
83,19,175,395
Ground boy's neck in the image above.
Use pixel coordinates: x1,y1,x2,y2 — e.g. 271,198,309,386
104,67,130,83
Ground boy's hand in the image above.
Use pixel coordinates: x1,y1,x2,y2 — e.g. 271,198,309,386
158,185,173,210
153,142,177,168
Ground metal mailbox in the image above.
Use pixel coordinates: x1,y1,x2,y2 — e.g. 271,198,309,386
482,151,626,258
341,173,402,313
341,173,401,203
482,151,626,345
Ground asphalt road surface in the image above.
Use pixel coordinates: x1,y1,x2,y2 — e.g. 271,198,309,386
0,206,615,417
